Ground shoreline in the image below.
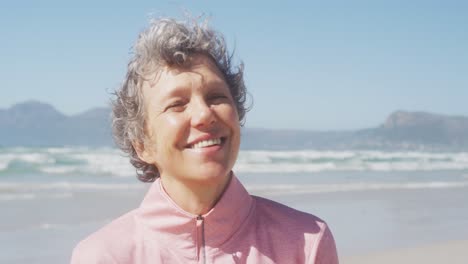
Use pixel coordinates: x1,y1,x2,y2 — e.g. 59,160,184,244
1,177,467,263
342,239,468,264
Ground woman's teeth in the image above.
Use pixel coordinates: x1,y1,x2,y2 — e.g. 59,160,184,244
191,138,221,149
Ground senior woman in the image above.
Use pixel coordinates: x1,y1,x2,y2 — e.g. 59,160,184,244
71,17,338,264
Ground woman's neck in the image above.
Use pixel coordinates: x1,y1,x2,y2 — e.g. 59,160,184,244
160,172,232,215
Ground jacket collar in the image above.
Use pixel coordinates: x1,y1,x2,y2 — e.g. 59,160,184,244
137,174,253,251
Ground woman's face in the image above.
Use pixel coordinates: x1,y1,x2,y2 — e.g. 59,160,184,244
138,55,240,186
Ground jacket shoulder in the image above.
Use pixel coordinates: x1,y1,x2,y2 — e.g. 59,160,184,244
70,210,138,264
253,195,325,229
252,196,339,263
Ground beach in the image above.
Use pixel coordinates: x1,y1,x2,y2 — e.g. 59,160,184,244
2,181,468,263
1,147,468,263
343,240,468,264
260,183,468,261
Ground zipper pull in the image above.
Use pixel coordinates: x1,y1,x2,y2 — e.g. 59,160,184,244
196,215,206,264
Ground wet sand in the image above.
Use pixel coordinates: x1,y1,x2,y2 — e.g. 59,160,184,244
342,240,468,264
1,182,468,263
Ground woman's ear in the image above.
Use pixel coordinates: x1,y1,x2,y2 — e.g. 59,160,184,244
132,140,155,164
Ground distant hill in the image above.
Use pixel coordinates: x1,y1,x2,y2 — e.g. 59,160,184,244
0,101,113,147
243,111,468,151
1,101,468,150
371,111,468,149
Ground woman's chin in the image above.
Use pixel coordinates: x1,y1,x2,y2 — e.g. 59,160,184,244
186,167,231,185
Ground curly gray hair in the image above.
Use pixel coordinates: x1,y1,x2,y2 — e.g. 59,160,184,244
112,17,248,182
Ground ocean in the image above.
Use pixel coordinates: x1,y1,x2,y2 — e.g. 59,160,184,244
1,147,468,263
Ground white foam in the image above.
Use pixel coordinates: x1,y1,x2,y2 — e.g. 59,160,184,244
0,193,36,201
234,162,338,173
37,182,115,191
0,153,15,170
0,181,143,201
0,182,144,192
3,148,468,176
0,152,53,166
39,166,80,174
61,182,143,190
0,161,8,171
45,147,86,154
0,147,135,177
0,192,74,201
17,153,52,163
68,151,135,177
39,223,71,230
48,192,74,199
238,150,356,163
235,150,468,173
246,181,468,196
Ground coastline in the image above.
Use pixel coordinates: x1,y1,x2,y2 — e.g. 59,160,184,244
1,172,468,263
342,239,468,264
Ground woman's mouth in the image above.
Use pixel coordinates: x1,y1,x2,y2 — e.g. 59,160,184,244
189,137,226,149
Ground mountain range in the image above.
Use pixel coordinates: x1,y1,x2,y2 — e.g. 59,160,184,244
1,101,468,151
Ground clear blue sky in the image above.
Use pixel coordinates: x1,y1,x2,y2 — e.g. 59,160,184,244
1,1,467,130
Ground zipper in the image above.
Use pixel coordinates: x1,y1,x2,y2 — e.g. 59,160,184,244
196,215,206,264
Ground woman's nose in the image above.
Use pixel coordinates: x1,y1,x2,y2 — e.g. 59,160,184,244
190,99,216,128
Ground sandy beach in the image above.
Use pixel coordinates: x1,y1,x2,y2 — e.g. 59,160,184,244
1,148,468,264
342,239,468,264
2,180,467,263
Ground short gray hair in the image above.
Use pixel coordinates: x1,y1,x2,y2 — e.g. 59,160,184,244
112,17,248,182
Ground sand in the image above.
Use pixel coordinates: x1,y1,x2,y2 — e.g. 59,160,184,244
2,177,468,263
342,240,468,264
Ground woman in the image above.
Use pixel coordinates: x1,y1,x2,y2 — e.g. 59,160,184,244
71,17,339,264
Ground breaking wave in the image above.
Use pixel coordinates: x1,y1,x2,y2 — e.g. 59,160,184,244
246,181,468,196
1,147,468,176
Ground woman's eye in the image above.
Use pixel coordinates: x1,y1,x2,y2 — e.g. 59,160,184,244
209,94,229,104
166,101,186,112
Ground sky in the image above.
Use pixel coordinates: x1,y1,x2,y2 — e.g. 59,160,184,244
1,1,467,130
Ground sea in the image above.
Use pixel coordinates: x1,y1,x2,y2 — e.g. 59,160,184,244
1,146,468,263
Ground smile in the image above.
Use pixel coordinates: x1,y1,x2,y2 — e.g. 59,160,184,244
190,138,224,149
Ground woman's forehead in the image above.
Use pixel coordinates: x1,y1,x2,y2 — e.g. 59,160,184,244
142,55,227,96
166,55,222,76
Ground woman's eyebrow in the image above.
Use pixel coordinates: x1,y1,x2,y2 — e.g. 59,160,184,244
158,85,190,102
204,79,229,89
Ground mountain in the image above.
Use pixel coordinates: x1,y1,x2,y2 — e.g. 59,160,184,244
366,111,468,150
243,111,468,151
0,101,112,147
380,110,468,143
1,101,468,150
242,111,468,150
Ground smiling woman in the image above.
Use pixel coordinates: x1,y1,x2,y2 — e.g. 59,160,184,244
136,55,241,214
70,17,338,264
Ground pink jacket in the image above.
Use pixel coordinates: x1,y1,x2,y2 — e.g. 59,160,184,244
71,176,339,263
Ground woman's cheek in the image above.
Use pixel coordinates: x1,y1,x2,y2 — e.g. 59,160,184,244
165,115,182,127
